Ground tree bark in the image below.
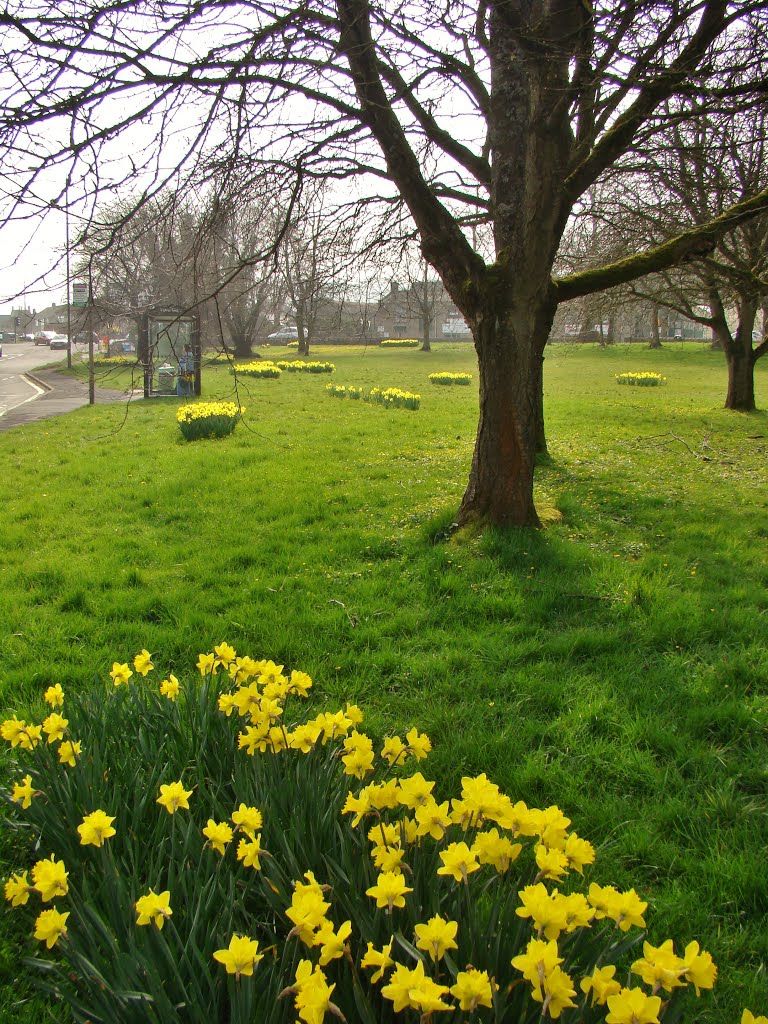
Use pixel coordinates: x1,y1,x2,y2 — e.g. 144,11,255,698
724,347,756,410
724,301,758,411
457,294,555,529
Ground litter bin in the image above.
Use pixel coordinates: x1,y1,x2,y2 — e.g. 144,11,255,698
156,364,177,394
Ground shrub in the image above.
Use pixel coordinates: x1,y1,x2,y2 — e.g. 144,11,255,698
2,652,722,1023
276,361,335,374
429,372,473,386
380,339,420,348
176,401,243,441
615,372,667,387
234,362,282,379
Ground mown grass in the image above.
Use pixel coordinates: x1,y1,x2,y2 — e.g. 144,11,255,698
1,341,767,1021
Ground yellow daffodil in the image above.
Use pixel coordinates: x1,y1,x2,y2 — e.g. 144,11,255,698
287,670,313,696
156,780,193,814
42,712,68,744
437,841,480,883
58,739,82,767
563,831,596,873
511,937,563,986
159,674,180,700
213,641,237,668
202,819,233,855
32,854,68,902
1,716,27,747
110,662,132,686
472,827,522,872
365,870,413,911
581,965,622,1006
535,843,570,881
213,934,263,979
34,907,69,948
396,771,435,809
12,774,36,809
77,809,117,848
43,683,65,707
381,735,407,766
516,883,569,940
293,959,337,1024
405,727,431,760
381,960,450,1013
682,941,717,995
232,803,263,837
414,798,452,841
286,877,331,945
361,939,395,983
196,652,215,676
631,939,687,993
18,724,42,750
532,965,577,1019
743,1012,768,1024
236,835,263,870
316,919,352,966
450,969,494,1012
135,888,172,929
4,871,32,907
605,986,662,1024
133,649,154,676
414,915,458,962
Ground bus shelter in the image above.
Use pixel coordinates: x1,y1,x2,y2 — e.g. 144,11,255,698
138,309,201,398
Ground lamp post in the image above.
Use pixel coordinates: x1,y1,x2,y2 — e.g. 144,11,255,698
65,184,72,370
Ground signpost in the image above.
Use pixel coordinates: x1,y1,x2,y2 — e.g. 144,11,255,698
72,282,88,308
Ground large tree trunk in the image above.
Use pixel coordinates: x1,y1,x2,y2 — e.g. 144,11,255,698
231,332,252,359
724,302,758,411
724,348,756,410
457,298,555,529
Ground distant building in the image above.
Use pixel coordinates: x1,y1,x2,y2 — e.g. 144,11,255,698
374,280,471,341
0,307,36,340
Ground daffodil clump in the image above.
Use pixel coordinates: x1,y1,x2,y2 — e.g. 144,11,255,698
2,648,735,1024
380,338,420,347
276,360,335,374
615,372,667,387
91,355,137,367
428,372,473,386
234,360,282,378
326,383,420,410
176,401,243,441
325,383,363,400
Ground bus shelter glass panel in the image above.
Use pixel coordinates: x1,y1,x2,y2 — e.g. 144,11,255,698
148,318,194,395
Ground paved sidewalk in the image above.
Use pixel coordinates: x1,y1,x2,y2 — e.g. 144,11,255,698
0,368,139,432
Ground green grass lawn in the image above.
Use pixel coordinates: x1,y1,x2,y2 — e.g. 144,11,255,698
1,341,767,1021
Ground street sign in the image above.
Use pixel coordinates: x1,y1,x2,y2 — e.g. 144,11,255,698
72,282,88,307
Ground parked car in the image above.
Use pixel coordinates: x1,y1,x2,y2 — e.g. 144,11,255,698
267,326,299,340
34,331,57,346
49,335,69,350
108,337,136,356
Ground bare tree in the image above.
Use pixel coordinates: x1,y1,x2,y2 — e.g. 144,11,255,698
638,105,768,409
2,2,768,526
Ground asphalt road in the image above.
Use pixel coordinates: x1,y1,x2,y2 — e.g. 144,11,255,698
0,340,134,432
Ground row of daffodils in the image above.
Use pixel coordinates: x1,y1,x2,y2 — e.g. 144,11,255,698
1,649,758,1023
